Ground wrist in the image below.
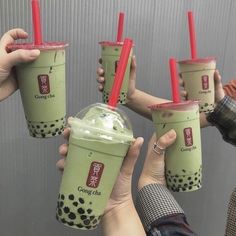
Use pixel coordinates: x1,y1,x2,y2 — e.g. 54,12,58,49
138,175,166,191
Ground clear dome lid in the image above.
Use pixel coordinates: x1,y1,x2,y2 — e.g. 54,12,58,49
68,103,134,144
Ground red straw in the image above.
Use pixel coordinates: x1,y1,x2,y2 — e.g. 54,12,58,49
108,38,133,107
31,0,43,45
188,11,197,59
116,12,124,42
169,58,180,103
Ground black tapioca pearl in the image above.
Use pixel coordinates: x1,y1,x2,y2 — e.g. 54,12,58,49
81,215,87,220
182,169,186,173
73,202,78,207
56,120,59,122
187,177,192,180
87,209,92,214
89,202,92,205
188,186,192,190
59,201,64,207
92,219,98,224
55,128,59,132
86,226,92,229
32,133,36,137
189,181,194,185
68,194,74,200
68,212,76,220
61,117,64,120
194,177,198,181
40,122,44,124
198,179,201,183
83,219,90,225
32,125,35,129
58,209,62,216
168,170,171,174
36,125,40,129
90,216,95,221
63,207,70,214
52,133,56,136
58,131,62,135
173,179,177,183
44,125,47,128
184,183,188,187
68,221,74,226
179,179,183,183
78,198,85,204
182,188,186,191
76,224,84,228
194,172,198,175
61,218,66,224
78,208,85,214
41,134,46,138
168,178,172,183
40,129,44,133
50,124,55,127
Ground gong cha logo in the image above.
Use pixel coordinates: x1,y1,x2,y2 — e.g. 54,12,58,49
201,75,209,90
86,162,104,188
38,75,50,94
183,127,193,147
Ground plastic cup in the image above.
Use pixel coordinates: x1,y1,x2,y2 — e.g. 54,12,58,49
149,101,202,192
8,42,68,138
56,103,134,230
178,57,216,113
99,41,133,104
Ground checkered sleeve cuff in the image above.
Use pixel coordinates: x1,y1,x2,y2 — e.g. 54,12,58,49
136,184,184,231
206,96,236,146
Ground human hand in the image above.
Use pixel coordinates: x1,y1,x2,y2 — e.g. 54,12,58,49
0,28,40,101
138,130,177,190
57,125,144,215
96,55,137,102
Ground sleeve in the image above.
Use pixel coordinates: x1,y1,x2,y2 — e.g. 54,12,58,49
206,96,236,146
225,188,236,236
136,184,197,236
223,79,236,100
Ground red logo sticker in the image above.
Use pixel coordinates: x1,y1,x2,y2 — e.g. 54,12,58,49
38,75,50,94
201,75,209,90
183,127,193,147
86,162,104,188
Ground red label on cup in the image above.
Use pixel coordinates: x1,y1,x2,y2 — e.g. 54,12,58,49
201,75,209,90
86,162,104,188
183,127,193,146
38,75,50,94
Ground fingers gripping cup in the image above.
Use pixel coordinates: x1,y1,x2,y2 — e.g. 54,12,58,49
8,42,68,138
99,41,133,104
150,101,202,192
56,103,134,230
178,58,216,113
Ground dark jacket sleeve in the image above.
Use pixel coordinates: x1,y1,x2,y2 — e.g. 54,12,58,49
225,188,236,236
136,184,197,236
206,96,236,146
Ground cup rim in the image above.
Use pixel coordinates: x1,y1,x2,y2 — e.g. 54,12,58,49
178,57,216,64
148,100,199,110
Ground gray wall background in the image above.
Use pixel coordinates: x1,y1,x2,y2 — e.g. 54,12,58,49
0,0,235,235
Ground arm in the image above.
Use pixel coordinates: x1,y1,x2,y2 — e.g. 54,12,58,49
136,131,197,235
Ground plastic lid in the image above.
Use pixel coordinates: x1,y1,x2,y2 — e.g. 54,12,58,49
69,103,134,144
148,100,199,111
178,57,216,64
7,42,69,51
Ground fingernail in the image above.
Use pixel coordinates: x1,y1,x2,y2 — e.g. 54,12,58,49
168,129,176,138
29,49,40,57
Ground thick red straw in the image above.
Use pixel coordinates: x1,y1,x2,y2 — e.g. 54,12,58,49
188,11,197,59
31,0,43,45
169,58,180,103
108,38,133,107
116,12,124,42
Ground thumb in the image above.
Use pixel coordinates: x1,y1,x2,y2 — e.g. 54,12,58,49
214,70,225,103
120,137,144,176
3,49,40,70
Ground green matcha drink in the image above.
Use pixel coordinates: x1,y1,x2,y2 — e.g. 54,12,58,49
56,103,134,230
150,101,202,192
178,57,216,113
99,41,132,104
8,42,68,138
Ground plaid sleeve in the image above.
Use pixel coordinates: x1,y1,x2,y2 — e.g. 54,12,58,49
225,188,236,235
136,184,197,235
206,96,236,146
